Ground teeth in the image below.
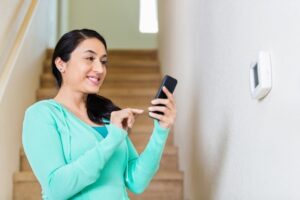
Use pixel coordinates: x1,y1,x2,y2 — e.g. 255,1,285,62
88,76,99,84
88,76,99,80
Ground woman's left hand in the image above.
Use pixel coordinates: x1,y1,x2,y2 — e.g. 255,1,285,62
148,86,177,129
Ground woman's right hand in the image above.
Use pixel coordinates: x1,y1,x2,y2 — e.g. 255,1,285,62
110,108,144,131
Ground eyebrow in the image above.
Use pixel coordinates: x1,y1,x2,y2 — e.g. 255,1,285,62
84,50,96,55
84,50,107,58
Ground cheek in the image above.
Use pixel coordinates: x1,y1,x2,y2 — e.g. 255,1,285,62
103,67,107,76
101,68,107,81
65,64,89,83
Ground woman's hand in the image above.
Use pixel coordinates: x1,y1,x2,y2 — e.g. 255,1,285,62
148,86,177,129
110,108,144,131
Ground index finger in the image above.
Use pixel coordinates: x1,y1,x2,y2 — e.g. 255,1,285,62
128,108,144,114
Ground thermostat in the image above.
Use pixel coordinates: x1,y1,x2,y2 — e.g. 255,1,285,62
249,51,272,100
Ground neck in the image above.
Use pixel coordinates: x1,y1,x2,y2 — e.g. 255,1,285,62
54,85,88,111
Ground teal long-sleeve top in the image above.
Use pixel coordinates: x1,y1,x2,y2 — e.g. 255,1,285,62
22,99,170,200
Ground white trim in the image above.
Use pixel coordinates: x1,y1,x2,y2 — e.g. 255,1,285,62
0,0,38,103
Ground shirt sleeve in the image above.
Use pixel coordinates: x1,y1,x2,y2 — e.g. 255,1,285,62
124,119,170,194
22,104,127,200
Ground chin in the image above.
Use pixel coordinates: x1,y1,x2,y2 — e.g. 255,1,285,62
88,89,100,94
83,86,100,94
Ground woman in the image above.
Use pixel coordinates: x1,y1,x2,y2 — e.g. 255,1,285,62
22,29,177,200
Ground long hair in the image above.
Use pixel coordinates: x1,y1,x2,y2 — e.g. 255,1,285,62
51,29,120,124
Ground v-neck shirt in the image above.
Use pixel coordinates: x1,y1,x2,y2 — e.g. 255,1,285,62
92,126,108,138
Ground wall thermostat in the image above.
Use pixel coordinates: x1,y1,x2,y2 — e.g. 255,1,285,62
249,51,272,100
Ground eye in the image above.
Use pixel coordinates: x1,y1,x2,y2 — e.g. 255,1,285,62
86,56,95,62
100,59,108,66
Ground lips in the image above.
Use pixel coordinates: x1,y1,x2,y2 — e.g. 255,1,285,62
87,75,100,85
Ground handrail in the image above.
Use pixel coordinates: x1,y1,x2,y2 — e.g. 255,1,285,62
0,0,38,102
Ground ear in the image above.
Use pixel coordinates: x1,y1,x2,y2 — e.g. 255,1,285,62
55,57,67,73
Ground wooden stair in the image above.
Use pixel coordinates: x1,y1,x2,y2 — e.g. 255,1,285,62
13,49,183,199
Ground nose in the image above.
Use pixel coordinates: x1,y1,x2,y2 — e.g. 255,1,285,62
93,60,105,73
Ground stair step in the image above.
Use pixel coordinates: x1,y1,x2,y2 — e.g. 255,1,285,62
107,60,160,68
128,171,183,199
20,145,177,172
13,171,41,200
13,170,182,200
45,65,160,75
129,130,174,146
43,60,160,74
36,87,158,101
41,73,161,82
108,49,158,60
40,73,161,89
14,170,182,183
46,49,158,60
105,73,161,81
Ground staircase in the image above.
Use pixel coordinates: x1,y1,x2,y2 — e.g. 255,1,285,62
13,49,183,199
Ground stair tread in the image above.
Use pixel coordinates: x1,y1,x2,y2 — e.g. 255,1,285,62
14,169,183,183
44,59,159,69
20,142,176,156
47,49,158,61
37,87,157,97
41,73,161,81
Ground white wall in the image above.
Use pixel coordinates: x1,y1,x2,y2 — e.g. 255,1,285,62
159,0,300,199
68,0,157,49
0,1,56,199
158,1,197,199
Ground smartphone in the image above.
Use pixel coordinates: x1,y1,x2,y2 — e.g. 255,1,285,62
150,75,178,117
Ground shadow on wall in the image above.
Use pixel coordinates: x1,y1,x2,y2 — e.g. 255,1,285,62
189,95,230,200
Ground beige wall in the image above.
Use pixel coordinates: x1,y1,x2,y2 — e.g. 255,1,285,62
0,1,56,199
0,0,24,41
159,0,300,199
68,0,157,49
0,0,31,75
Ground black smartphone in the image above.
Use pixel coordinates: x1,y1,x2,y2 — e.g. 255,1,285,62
150,75,178,117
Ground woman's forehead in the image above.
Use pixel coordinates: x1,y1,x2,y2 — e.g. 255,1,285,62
75,38,106,55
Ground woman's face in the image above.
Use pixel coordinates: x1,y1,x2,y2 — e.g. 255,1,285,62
57,38,108,94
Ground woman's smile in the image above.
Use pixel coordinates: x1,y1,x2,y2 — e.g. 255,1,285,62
87,75,101,86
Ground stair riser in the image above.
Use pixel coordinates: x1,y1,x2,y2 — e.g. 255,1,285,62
128,180,183,200
129,133,174,145
47,50,158,60
20,156,32,171
36,92,155,102
13,181,41,200
21,149,177,172
14,177,182,200
107,55,158,61
36,87,158,99
44,66,160,75
41,74,161,82
40,80,160,89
